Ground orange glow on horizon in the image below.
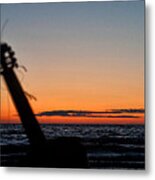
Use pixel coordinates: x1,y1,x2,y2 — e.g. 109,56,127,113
0,112,144,125
1,80,144,125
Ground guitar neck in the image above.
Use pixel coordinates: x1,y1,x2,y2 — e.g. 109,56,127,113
2,68,46,147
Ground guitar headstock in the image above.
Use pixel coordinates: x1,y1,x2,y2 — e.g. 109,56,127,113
0,43,18,74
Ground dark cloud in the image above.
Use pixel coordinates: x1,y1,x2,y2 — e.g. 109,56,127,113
36,109,144,118
110,109,145,114
86,115,139,118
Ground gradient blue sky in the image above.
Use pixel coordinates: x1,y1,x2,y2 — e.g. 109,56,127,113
1,1,144,123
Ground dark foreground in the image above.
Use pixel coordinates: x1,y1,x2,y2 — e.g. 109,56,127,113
0,124,145,169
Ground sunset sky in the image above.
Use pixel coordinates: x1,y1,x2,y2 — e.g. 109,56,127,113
0,1,144,124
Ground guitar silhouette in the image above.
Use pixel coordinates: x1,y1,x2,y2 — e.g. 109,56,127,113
0,43,88,168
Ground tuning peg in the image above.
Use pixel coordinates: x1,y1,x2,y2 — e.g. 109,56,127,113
9,51,15,58
11,57,17,64
7,46,12,52
1,43,11,52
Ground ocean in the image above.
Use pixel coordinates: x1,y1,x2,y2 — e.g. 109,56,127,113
0,124,145,169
